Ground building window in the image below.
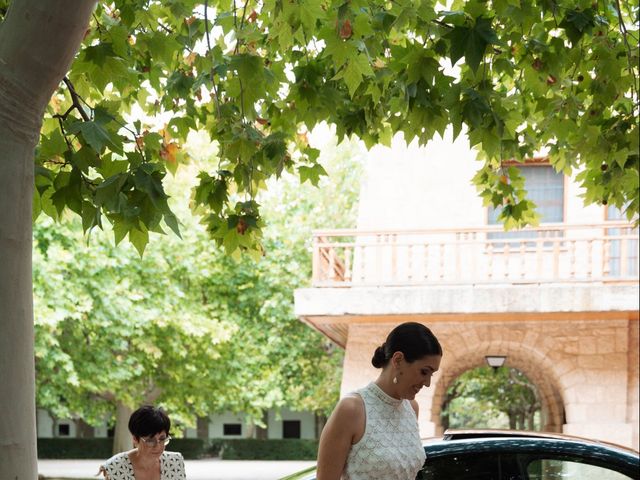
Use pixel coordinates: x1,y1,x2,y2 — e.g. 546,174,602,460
57,424,70,437
107,427,115,438
488,165,564,246
282,420,301,439
488,165,564,224
223,423,242,436
606,205,638,277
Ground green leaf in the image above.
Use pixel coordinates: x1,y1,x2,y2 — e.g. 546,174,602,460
164,212,182,238
50,188,67,216
446,16,496,72
39,129,68,159
113,220,128,245
230,54,263,85
68,121,123,154
298,163,327,186
299,0,327,31
439,10,468,26
133,167,168,208
129,227,149,257
560,8,595,45
322,32,356,68
95,174,128,211
81,202,99,232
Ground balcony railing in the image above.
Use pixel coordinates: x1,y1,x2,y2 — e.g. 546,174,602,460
311,222,639,287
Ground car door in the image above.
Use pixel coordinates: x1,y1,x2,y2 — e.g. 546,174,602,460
419,451,501,480
418,450,639,480
518,453,639,480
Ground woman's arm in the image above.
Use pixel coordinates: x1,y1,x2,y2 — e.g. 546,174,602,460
316,395,365,480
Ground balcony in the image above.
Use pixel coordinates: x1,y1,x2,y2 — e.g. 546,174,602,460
311,222,639,287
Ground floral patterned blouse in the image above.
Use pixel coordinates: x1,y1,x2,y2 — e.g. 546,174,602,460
100,451,186,480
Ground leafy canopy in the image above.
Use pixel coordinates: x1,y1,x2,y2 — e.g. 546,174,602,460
1,0,638,255
33,129,362,428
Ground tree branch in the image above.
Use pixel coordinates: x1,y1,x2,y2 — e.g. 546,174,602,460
63,77,90,121
204,0,222,119
614,0,638,117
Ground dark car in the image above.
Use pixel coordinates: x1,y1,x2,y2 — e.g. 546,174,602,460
281,430,640,480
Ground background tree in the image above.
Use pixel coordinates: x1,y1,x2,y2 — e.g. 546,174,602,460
442,367,541,430
34,215,238,453
0,0,637,476
34,128,363,453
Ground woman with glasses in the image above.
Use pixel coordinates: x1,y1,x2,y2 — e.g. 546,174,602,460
99,405,186,479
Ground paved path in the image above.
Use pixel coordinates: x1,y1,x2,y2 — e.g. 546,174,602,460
38,459,316,480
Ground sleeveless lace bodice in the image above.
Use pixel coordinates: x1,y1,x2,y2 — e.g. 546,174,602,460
343,382,426,480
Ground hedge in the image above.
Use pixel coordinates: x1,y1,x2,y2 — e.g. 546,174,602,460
212,438,319,460
37,438,205,460
37,438,317,460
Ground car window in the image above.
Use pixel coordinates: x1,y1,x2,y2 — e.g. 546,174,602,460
527,458,634,480
420,453,500,480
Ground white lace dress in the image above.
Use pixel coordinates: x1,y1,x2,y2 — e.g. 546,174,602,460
100,451,186,480
343,382,426,480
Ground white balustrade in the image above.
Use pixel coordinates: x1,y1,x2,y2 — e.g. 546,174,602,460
311,222,639,287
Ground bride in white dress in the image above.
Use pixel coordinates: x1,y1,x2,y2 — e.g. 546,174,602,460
316,322,442,480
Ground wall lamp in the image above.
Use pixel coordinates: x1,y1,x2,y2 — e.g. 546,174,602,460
485,355,507,373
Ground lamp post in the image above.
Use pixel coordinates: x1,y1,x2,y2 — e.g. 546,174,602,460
485,355,507,373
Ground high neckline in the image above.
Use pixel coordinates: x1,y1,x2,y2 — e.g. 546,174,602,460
368,382,403,406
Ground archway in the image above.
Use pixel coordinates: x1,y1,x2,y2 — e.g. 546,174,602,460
441,365,543,431
430,340,565,435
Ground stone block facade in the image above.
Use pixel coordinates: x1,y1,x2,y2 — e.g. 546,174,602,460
296,284,640,450
339,316,638,449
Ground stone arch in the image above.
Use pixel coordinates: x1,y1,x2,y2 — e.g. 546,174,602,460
429,340,566,435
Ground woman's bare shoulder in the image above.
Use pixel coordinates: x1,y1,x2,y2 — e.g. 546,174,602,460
336,393,364,413
327,394,365,432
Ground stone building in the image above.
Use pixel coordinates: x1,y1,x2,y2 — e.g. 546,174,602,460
295,132,639,449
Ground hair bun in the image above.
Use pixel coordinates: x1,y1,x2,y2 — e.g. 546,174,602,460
371,344,387,368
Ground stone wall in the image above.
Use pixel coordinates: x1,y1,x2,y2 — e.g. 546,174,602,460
339,316,638,449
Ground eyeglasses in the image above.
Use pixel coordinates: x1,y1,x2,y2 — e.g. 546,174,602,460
140,435,171,447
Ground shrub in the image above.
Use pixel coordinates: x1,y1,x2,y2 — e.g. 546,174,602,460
211,439,319,460
37,438,112,459
37,438,206,460
168,438,206,459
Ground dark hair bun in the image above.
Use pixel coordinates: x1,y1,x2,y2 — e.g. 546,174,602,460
371,345,387,368
373,322,442,369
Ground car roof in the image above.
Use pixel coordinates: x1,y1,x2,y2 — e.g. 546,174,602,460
420,429,640,468
279,430,639,480
437,429,640,455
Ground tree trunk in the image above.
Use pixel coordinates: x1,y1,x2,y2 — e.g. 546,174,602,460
314,413,327,440
113,401,133,455
508,410,517,429
196,416,210,440
255,410,269,440
75,418,95,438
0,1,96,477
527,411,535,431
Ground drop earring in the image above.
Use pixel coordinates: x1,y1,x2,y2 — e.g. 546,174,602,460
393,376,398,384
